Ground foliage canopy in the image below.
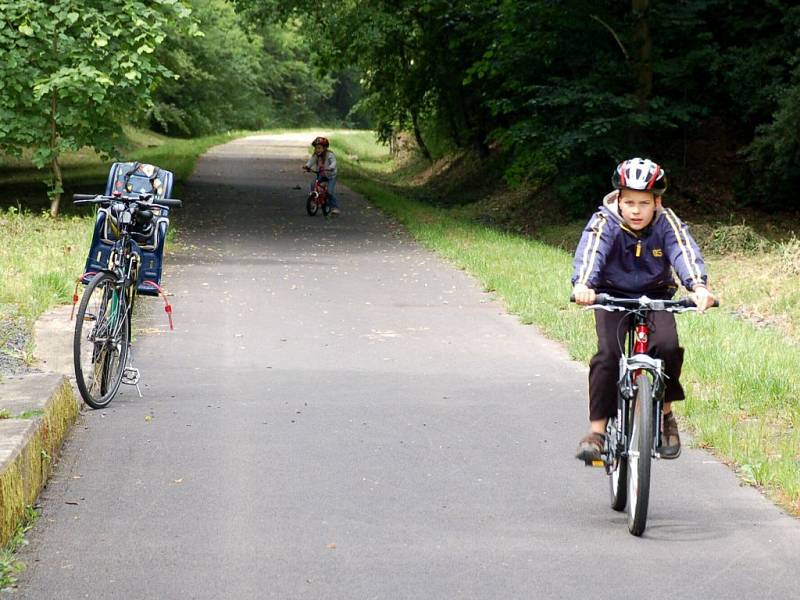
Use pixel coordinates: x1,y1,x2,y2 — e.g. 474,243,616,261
258,0,800,211
0,0,195,215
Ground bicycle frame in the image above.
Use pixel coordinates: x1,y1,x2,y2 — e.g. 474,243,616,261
312,178,329,207
110,237,138,328
612,310,666,463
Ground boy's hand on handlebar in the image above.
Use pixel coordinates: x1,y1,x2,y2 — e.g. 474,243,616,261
690,285,715,313
303,165,311,172
572,284,596,306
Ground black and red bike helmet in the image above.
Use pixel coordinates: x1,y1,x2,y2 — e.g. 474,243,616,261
612,158,668,195
311,136,329,148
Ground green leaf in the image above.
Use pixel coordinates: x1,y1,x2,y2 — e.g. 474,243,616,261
18,23,34,37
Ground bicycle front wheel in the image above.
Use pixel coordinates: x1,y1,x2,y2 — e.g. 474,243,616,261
626,374,653,536
306,193,319,216
73,272,130,409
607,414,628,512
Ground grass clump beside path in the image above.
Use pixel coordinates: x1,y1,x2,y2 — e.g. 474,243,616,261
0,506,38,592
333,132,800,516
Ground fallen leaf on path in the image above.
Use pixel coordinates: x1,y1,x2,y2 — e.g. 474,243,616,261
326,543,337,549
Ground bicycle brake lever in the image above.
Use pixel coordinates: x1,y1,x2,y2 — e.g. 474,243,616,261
583,304,621,312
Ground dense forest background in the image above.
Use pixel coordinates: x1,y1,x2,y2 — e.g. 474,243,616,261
1,0,799,214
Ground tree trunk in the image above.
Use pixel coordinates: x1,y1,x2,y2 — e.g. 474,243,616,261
48,30,62,218
49,153,63,218
48,90,63,217
632,0,653,113
474,108,490,159
411,109,432,162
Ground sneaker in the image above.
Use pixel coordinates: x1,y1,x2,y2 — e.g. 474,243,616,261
659,412,681,459
330,208,341,215
575,432,605,465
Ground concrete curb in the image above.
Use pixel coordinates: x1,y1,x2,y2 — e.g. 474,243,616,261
0,306,80,547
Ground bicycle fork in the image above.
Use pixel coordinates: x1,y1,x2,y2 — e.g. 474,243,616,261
617,357,666,461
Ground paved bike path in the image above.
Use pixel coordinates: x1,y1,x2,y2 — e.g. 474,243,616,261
14,134,799,599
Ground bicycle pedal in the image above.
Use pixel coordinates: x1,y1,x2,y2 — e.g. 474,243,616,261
122,367,140,386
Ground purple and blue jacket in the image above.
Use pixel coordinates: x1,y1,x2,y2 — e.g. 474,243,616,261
571,192,708,299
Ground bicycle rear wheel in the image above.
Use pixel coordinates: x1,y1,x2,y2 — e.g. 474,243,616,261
627,374,653,536
73,272,130,409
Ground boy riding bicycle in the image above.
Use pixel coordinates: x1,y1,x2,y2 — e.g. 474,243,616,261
303,136,341,215
572,158,716,463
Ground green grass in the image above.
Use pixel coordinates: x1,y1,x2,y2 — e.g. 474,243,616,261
338,138,800,516
0,207,91,342
0,506,38,592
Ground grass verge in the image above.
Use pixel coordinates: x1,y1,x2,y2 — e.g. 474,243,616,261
0,505,39,592
335,132,800,516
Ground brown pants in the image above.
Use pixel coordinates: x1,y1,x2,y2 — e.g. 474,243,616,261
588,309,685,422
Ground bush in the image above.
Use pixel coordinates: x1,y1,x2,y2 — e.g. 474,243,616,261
691,222,770,255
779,237,800,275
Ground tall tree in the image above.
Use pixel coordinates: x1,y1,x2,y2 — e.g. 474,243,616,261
0,0,194,216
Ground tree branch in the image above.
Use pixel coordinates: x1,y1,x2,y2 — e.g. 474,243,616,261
590,15,629,62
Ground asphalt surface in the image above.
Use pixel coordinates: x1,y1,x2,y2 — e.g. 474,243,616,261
13,134,800,599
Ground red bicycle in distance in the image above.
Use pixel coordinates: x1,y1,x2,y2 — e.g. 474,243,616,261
303,167,332,217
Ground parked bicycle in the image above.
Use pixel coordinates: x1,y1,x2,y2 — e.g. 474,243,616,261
304,169,332,217
572,293,718,536
72,192,181,408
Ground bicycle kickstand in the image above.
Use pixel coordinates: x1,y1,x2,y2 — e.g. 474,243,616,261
122,346,143,398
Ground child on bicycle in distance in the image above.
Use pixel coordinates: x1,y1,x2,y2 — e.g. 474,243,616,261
303,136,341,215
571,158,716,463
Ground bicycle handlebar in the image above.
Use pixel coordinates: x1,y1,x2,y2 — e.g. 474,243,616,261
569,293,719,310
73,193,182,208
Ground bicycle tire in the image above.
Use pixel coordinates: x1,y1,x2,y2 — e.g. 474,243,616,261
607,413,628,512
321,200,331,217
627,373,653,536
306,193,319,216
73,272,130,409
